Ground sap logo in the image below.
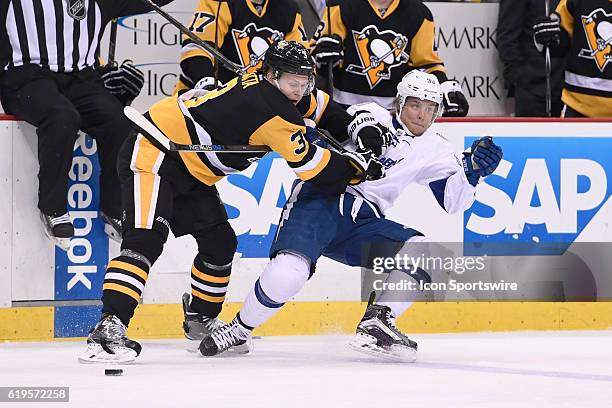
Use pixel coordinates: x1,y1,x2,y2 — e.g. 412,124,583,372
218,154,296,257
465,137,611,246
380,157,403,169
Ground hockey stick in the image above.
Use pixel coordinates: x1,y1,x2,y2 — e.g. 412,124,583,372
124,106,271,153
136,0,243,74
326,1,335,98
108,19,118,67
544,0,552,117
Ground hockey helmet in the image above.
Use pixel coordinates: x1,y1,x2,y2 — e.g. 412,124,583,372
263,40,315,95
396,70,444,132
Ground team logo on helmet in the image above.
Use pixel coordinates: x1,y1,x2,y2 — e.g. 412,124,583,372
346,25,408,89
232,23,284,73
578,8,612,72
65,0,86,20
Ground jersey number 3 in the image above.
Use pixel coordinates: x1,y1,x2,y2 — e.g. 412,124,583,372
291,130,307,155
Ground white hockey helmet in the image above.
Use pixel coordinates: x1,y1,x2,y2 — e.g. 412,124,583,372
395,70,444,133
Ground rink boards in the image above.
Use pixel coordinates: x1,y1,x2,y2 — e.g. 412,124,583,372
0,117,611,340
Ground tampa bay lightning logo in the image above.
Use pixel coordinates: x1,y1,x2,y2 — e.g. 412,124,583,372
65,0,86,20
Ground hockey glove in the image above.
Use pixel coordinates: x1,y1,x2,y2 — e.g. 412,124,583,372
101,60,145,106
441,80,469,117
462,136,503,186
533,13,561,52
194,76,218,91
312,34,343,69
344,148,385,185
347,110,393,156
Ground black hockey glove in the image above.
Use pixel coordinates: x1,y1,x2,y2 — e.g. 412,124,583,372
347,110,393,156
101,60,145,106
312,34,343,69
441,80,469,117
533,13,561,51
462,136,503,186
344,148,385,185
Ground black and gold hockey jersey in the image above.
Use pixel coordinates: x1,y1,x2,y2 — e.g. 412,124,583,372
176,0,307,91
149,73,355,192
313,0,447,108
555,0,612,116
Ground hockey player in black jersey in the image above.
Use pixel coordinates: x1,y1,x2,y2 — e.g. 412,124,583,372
533,0,612,116
175,0,308,92
311,0,469,116
79,41,389,363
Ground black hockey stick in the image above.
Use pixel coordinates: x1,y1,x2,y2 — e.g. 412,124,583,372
108,19,118,67
136,0,242,74
124,106,271,153
544,0,552,117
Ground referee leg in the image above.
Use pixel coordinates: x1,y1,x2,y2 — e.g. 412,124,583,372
0,68,80,217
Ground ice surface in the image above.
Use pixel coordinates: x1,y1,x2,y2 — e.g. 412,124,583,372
1,331,611,407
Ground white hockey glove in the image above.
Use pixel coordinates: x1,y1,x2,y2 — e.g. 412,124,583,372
344,148,385,185
347,110,393,156
312,34,343,69
441,80,469,117
533,13,561,52
462,136,503,186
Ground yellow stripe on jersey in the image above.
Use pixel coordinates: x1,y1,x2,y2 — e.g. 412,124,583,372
555,0,574,37
296,147,331,181
108,260,148,281
411,18,445,73
180,0,233,63
313,90,330,123
103,283,141,302
148,96,223,186
192,289,226,303
130,135,164,229
286,13,308,46
191,264,231,284
562,90,612,117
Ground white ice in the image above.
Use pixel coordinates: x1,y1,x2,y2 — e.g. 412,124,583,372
1,331,611,407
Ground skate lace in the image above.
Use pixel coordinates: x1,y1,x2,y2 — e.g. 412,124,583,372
101,316,127,340
50,213,71,226
384,312,399,333
211,322,248,350
203,318,223,331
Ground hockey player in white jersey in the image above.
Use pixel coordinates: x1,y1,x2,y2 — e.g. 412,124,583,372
198,70,503,361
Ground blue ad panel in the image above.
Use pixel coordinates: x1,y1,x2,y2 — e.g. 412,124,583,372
464,137,612,255
55,136,109,300
54,305,102,338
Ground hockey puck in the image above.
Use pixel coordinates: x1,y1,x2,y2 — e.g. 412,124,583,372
105,369,123,376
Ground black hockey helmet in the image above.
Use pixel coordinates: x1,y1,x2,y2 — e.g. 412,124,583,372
263,40,315,95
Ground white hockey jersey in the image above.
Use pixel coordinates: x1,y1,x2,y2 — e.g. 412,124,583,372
345,103,476,215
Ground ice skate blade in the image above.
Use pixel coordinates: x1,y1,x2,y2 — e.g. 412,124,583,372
348,336,417,363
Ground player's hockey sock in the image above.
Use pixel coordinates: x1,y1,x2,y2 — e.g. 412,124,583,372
189,256,231,318
239,252,309,328
102,252,151,326
375,268,426,317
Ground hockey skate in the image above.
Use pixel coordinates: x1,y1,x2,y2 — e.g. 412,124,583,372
78,313,142,364
198,317,253,357
40,212,74,251
182,293,226,351
348,304,417,362
100,212,122,243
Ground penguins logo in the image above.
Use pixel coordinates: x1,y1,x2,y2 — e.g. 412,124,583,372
346,25,408,89
232,23,284,73
65,0,86,20
578,8,612,72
